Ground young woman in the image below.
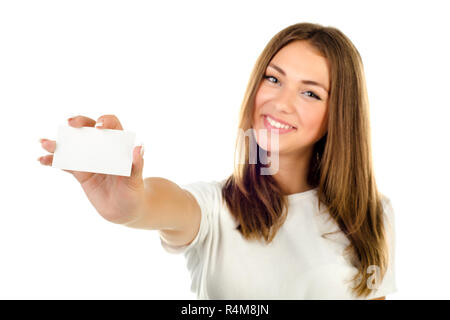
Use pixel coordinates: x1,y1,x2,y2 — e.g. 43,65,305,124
38,22,396,300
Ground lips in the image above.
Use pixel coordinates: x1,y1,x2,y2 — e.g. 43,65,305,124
263,115,296,134
264,114,297,129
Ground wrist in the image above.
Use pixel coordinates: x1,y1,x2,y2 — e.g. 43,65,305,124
121,188,149,229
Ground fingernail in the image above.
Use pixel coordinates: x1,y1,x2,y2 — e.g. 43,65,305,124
39,138,44,143
37,156,42,162
140,144,145,157
95,121,104,128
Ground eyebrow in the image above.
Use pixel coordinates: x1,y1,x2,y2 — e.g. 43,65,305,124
267,63,329,94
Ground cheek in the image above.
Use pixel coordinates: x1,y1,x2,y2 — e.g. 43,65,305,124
257,86,273,101
254,84,273,109
301,107,328,137
253,92,263,113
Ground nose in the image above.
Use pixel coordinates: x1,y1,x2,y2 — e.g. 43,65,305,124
274,86,297,114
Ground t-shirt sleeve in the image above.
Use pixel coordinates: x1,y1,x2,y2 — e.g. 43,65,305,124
365,194,398,299
159,180,221,255
159,180,222,297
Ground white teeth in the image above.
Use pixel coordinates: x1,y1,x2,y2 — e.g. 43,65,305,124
267,116,293,129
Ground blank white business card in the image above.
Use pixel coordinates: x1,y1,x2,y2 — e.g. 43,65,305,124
52,125,136,176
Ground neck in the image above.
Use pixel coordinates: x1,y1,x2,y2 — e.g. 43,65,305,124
270,148,314,195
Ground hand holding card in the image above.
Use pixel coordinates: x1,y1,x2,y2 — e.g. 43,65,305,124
52,125,136,177
38,114,146,225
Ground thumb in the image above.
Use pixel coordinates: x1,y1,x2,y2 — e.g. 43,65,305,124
130,144,145,182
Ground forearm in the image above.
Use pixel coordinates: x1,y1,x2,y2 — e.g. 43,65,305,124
121,181,158,230
120,176,194,234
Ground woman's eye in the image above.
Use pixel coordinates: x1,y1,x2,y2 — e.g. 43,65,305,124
264,74,278,84
304,91,321,100
263,74,321,100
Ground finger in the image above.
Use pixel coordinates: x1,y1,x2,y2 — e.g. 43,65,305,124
37,154,53,166
37,153,95,182
39,138,56,153
95,114,124,130
68,115,97,128
128,145,145,187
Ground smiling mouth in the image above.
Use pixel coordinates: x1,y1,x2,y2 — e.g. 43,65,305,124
263,114,296,128
262,115,297,133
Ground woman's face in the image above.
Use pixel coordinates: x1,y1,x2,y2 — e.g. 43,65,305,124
253,40,330,155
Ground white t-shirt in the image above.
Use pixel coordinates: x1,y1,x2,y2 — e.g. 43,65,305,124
159,179,397,300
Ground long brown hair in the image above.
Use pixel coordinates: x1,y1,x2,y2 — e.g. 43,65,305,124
221,22,390,298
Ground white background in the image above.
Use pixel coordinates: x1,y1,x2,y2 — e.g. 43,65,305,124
1,0,449,299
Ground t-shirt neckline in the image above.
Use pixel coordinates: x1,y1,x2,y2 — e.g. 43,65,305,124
286,187,318,201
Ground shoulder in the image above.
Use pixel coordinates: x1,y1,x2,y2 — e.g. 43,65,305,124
159,179,225,255
180,179,224,199
180,179,226,214
379,193,396,229
181,178,225,190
